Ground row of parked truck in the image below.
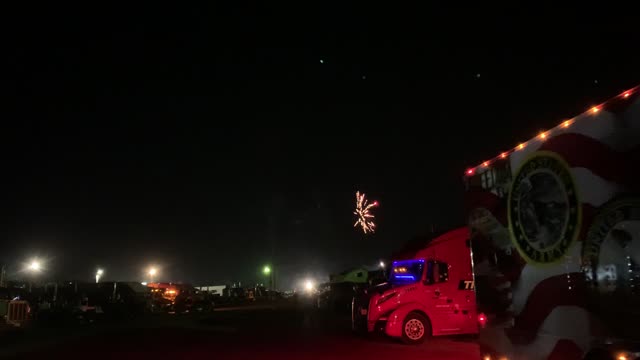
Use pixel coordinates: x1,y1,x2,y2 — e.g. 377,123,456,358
1,279,293,328
0,281,153,327
353,86,639,360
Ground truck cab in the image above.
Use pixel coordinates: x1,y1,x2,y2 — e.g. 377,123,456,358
354,228,478,344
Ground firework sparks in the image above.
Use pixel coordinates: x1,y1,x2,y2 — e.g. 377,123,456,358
354,191,378,234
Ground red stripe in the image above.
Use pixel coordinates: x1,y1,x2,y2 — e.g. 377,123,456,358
464,190,500,214
547,339,583,360
539,133,638,186
464,190,507,224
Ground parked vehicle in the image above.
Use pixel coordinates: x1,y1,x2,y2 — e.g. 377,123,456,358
464,86,639,359
353,227,478,344
318,282,365,314
172,286,215,314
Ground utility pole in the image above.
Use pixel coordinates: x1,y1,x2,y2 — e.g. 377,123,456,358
0,264,6,287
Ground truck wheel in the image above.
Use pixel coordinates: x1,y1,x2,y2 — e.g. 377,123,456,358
401,312,430,344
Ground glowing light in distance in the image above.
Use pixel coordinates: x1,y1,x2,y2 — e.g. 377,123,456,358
304,279,315,292
263,265,271,275
500,152,507,159
517,143,525,150
96,268,104,283
483,161,489,167
562,120,572,128
591,106,600,114
29,260,41,272
466,168,474,176
379,261,385,268
623,92,630,98
539,132,547,140
148,267,157,276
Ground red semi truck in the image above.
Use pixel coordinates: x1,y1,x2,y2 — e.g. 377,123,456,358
465,86,639,360
352,227,479,344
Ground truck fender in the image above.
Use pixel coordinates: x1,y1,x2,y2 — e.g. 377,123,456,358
385,303,432,338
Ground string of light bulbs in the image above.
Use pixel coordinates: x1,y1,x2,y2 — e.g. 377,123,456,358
465,86,638,176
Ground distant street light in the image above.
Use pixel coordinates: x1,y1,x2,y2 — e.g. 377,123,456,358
96,269,104,283
148,267,158,283
304,279,315,293
26,259,42,293
379,261,387,279
28,260,41,273
263,265,274,293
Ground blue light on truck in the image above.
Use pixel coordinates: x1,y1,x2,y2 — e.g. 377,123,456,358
394,275,415,280
392,259,424,265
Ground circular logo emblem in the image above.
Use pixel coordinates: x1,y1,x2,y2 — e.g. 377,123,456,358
508,151,581,264
582,198,640,294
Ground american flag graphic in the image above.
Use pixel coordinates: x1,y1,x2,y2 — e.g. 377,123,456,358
465,86,639,360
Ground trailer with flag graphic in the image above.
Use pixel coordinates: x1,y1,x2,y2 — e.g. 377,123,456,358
464,86,640,360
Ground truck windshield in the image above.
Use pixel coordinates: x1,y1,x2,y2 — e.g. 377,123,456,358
390,259,425,285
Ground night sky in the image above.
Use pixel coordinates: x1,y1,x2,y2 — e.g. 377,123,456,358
4,4,639,288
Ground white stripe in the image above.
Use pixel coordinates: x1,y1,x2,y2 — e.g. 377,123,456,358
572,167,623,207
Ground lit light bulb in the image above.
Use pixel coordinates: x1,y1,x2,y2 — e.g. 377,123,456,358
29,261,41,272
304,279,315,292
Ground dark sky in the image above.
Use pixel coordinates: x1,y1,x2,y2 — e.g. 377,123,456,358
3,4,639,288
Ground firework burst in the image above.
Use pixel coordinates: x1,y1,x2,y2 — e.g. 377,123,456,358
354,191,378,234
